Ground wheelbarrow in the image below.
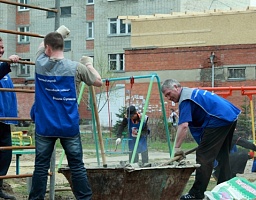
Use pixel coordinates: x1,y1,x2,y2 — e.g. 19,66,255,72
58,164,198,200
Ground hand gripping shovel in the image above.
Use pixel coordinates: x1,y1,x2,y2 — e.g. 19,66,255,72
159,146,198,167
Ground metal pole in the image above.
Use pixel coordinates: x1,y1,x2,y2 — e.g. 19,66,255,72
89,86,101,166
0,0,58,12
210,52,215,88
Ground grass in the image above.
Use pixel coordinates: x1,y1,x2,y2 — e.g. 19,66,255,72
148,139,197,152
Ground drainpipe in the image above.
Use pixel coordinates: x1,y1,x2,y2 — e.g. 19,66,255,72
210,52,215,87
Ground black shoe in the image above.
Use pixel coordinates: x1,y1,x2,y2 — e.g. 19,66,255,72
180,193,202,200
0,190,16,200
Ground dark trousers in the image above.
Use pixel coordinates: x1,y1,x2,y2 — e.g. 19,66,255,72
29,134,92,200
189,121,237,198
129,149,149,163
0,123,12,178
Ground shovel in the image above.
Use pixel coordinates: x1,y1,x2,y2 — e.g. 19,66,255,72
159,146,198,167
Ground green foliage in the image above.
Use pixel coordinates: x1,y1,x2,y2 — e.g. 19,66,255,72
236,97,252,139
148,141,197,152
111,106,127,136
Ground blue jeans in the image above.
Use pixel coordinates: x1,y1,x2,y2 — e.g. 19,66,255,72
0,123,12,177
29,134,92,200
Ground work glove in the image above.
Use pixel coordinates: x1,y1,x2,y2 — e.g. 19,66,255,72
8,55,20,62
80,56,93,66
174,148,186,162
248,151,255,159
56,25,70,38
116,138,121,146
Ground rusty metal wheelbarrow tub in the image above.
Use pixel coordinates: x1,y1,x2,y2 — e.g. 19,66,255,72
58,164,199,200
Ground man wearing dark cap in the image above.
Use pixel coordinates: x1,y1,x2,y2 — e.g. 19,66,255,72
116,105,149,164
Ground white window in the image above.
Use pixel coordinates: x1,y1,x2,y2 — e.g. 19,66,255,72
228,67,246,80
109,18,131,35
108,54,124,71
18,27,30,43
64,40,71,52
18,0,29,11
87,0,94,4
87,22,94,39
17,59,30,77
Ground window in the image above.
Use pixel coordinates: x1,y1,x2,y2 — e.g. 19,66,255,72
87,0,94,4
109,18,131,35
108,54,124,71
87,22,94,39
17,59,30,77
47,9,55,18
18,0,29,11
18,27,30,43
47,6,71,18
61,6,71,17
228,67,245,80
64,40,71,52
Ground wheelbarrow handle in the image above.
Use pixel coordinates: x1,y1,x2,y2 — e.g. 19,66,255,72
159,146,198,167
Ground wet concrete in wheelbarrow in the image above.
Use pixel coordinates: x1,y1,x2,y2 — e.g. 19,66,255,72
58,162,200,200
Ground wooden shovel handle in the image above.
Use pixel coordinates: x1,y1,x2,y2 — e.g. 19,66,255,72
159,146,198,167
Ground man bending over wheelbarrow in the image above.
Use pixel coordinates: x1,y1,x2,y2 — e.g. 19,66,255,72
161,79,240,200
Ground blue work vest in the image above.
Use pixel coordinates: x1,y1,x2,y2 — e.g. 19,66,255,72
32,53,79,137
179,87,241,142
0,70,18,125
127,117,148,153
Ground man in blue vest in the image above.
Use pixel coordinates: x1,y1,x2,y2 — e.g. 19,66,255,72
161,79,240,200
0,36,20,200
28,26,102,200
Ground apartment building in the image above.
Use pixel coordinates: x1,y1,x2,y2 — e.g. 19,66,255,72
0,0,253,126
0,0,180,125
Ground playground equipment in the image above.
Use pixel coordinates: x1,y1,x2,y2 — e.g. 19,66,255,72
11,131,32,146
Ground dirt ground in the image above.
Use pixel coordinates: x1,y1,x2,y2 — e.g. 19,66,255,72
3,149,256,200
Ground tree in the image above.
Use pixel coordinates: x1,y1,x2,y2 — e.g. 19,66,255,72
111,106,127,137
236,97,251,139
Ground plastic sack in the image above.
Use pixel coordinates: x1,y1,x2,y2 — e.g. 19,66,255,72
204,177,256,200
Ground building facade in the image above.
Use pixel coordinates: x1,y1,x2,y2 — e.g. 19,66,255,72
0,0,254,126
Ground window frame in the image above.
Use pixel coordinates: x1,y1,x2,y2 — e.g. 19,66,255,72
18,0,29,11
227,67,246,81
87,0,94,5
108,18,131,36
87,22,94,39
108,54,125,71
18,26,30,43
64,40,71,52
47,9,55,18
17,59,30,77
60,6,71,17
